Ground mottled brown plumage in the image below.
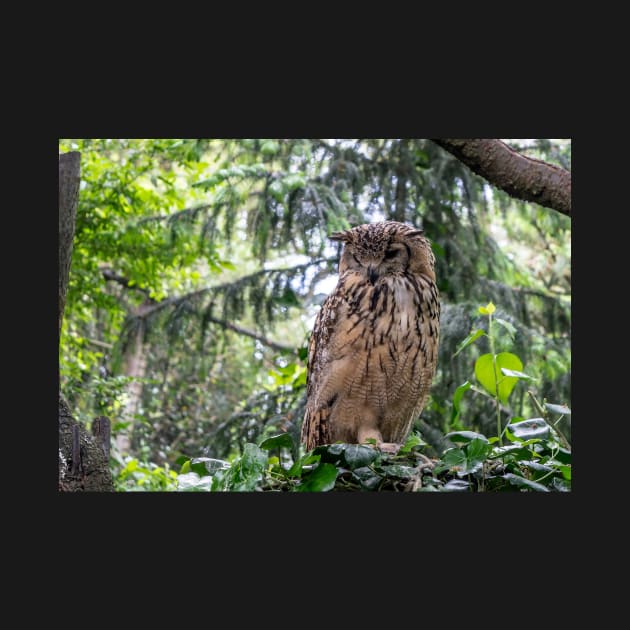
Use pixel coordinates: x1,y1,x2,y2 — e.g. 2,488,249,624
301,221,440,453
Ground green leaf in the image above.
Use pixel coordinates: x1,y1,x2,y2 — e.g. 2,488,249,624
495,317,517,340
298,346,308,361
382,464,417,479
313,443,346,463
518,460,553,475
442,448,466,469
445,430,488,444
489,444,534,460
508,418,550,441
343,444,379,469
500,367,535,380
177,472,213,491
504,473,550,492
240,443,268,472
474,352,523,403
551,477,571,492
259,433,295,451
352,466,382,490
479,302,496,315
218,444,269,491
399,431,427,453
287,453,320,478
453,330,485,357
295,463,338,492
554,447,572,464
191,457,230,477
466,438,491,464
442,479,470,492
545,403,571,415
450,381,472,426
179,459,191,474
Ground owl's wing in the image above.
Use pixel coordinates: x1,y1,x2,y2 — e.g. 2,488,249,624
300,288,346,450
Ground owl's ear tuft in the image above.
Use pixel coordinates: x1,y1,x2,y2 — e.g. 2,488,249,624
406,229,425,237
330,231,349,242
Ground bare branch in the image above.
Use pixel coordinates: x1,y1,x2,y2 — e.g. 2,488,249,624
431,139,571,217
204,315,296,354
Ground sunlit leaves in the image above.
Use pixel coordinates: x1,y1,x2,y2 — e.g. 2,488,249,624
453,330,485,357
474,352,523,404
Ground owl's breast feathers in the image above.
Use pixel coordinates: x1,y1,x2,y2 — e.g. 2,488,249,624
302,269,440,449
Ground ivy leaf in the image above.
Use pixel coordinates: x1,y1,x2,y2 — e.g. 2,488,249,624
545,403,571,416
286,453,320,478
504,473,550,492
445,430,488,444
508,418,550,441
190,457,230,477
399,431,427,453
177,472,213,491
453,330,485,357
475,352,523,404
442,479,470,492
466,438,491,464
343,444,379,469
443,448,466,470
295,463,338,492
259,433,295,451
352,466,382,490
381,464,417,479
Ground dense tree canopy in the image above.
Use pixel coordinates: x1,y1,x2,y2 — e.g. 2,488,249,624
58,138,571,492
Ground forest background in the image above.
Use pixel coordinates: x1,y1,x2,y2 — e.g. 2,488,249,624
58,138,571,492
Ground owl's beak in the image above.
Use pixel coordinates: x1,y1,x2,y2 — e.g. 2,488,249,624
367,265,379,285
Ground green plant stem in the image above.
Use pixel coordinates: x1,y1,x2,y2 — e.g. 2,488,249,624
489,312,502,446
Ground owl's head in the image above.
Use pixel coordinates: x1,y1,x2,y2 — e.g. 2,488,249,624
330,220,436,284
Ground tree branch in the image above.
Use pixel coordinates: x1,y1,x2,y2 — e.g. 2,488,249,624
102,260,338,352
431,139,571,217
204,315,296,353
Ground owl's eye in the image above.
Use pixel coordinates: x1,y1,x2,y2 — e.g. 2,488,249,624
383,248,399,260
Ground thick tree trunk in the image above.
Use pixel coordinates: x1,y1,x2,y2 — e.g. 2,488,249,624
431,139,571,217
59,151,114,491
59,152,81,336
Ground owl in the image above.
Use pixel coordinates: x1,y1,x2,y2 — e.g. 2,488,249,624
301,220,440,453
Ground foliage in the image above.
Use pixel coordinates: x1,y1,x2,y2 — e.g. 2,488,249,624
58,139,570,489
170,301,570,492
173,417,570,492
114,457,179,491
